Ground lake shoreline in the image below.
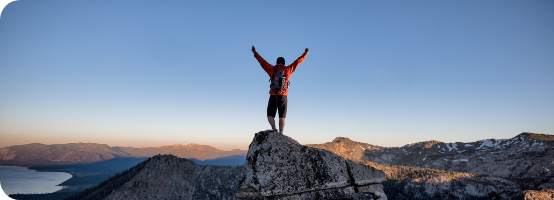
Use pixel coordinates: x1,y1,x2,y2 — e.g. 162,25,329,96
4,156,247,199
0,166,72,195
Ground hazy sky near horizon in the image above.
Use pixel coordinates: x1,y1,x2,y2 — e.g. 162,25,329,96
1,0,553,150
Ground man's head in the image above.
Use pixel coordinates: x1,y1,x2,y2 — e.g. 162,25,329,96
276,57,285,65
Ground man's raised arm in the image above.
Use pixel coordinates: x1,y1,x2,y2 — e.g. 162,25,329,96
252,46,272,75
287,48,309,73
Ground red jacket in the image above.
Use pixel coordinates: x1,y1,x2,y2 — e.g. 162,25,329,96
254,52,308,96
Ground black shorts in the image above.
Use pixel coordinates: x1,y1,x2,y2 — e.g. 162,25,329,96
267,95,287,118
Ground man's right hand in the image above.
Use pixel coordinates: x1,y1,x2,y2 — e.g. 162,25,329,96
305,48,309,54
252,46,256,53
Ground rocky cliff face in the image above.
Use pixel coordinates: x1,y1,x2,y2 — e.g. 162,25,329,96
236,130,387,200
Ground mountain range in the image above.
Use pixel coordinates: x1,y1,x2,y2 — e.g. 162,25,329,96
307,132,553,179
0,142,247,167
4,131,554,199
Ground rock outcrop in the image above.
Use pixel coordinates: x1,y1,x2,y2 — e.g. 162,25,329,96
236,130,387,200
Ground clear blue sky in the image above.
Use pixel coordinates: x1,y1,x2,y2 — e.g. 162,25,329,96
1,0,553,150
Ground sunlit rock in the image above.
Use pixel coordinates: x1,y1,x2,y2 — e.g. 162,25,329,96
236,130,387,200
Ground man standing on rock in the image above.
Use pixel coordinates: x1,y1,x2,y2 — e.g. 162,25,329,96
252,46,309,134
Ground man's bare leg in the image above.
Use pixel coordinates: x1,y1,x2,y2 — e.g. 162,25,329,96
279,118,285,134
267,116,277,131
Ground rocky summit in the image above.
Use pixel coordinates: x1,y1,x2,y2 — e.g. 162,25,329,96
236,130,387,200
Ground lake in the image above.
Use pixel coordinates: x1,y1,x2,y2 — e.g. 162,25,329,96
0,166,72,195
0,156,245,197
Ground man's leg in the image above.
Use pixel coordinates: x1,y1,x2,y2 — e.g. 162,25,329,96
267,95,278,131
277,95,288,134
268,116,277,131
278,119,285,134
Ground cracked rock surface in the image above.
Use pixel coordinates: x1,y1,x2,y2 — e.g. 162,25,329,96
236,130,387,200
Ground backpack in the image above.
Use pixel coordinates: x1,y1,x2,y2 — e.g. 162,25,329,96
270,65,288,94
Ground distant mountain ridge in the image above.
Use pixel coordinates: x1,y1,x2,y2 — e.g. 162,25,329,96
308,132,554,178
363,132,553,178
0,142,247,167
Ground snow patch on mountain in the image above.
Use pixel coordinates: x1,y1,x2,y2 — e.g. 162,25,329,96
476,139,504,149
503,140,512,146
446,143,457,152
